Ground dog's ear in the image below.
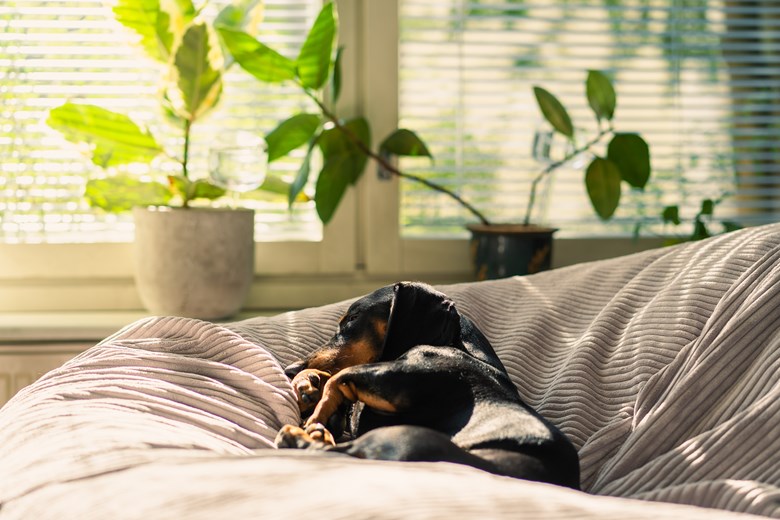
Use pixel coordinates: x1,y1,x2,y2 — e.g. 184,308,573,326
284,359,307,379
381,281,461,360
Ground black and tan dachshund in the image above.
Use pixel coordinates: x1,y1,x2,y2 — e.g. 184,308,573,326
275,281,580,489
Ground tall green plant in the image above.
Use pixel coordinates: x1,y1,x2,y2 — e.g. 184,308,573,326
46,0,267,211
220,3,652,227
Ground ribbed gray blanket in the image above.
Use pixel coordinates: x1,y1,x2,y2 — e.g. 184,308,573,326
1,224,779,519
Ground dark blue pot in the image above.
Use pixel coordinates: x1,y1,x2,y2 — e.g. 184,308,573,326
467,224,557,280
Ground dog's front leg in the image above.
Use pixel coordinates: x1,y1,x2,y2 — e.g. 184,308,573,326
303,372,357,429
275,372,352,450
304,365,400,430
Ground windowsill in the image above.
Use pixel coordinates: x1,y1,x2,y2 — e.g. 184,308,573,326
0,310,282,344
0,237,667,316
0,311,153,343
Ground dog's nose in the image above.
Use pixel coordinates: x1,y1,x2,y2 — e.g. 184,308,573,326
284,359,307,379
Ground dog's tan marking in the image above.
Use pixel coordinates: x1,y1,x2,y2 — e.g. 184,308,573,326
354,387,397,414
304,373,398,428
372,318,388,344
304,375,348,427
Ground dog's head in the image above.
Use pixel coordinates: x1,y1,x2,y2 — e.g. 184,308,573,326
284,281,461,379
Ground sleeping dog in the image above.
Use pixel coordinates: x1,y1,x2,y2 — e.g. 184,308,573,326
275,281,580,489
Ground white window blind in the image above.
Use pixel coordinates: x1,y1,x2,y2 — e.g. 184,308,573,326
398,0,780,237
0,0,321,244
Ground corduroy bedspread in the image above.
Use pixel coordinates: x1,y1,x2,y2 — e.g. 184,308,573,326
2,224,780,518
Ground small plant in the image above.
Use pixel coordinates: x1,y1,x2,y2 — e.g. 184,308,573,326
660,197,742,245
220,2,652,227
526,74,651,224
46,0,275,212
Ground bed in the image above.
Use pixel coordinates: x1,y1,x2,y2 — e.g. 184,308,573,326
2,223,780,519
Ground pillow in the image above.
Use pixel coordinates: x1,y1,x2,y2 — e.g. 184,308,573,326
0,316,299,501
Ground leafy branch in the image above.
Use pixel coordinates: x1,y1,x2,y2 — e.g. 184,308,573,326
658,196,742,245
529,72,652,224
303,86,491,225
46,0,277,212
222,3,652,227
523,126,613,225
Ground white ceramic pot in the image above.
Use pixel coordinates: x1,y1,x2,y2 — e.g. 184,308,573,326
132,206,255,320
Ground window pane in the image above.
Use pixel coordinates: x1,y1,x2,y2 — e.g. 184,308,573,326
0,0,322,244
398,0,780,237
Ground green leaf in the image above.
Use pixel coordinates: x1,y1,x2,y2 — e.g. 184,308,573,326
85,176,171,213
259,174,309,200
214,0,264,67
168,176,225,205
112,0,173,62
241,174,310,203
315,152,365,224
172,22,223,121
167,0,197,34
380,129,432,158
172,0,196,19
691,217,711,241
662,205,681,225
289,138,317,207
266,113,321,162
607,133,651,189
585,157,621,220
318,118,371,156
167,175,189,199
586,70,616,122
700,199,714,216
318,117,370,184
218,27,297,83
214,0,263,32
296,2,337,90
331,46,344,104
313,117,371,224
190,179,226,201
48,103,164,168
533,86,574,138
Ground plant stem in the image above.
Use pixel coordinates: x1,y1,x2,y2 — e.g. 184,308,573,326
522,127,613,226
182,118,192,208
305,89,491,226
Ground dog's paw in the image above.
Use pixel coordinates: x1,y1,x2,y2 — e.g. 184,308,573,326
304,422,336,446
275,424,308,449
291,369,332,413
275,423,335,450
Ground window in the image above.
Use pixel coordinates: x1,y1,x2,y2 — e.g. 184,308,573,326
1,0,322,244
2,0,778,312
398,0,780,237
0,0,360,313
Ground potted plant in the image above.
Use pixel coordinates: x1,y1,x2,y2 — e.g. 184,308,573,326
47,0,271,319
218,2,652,280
